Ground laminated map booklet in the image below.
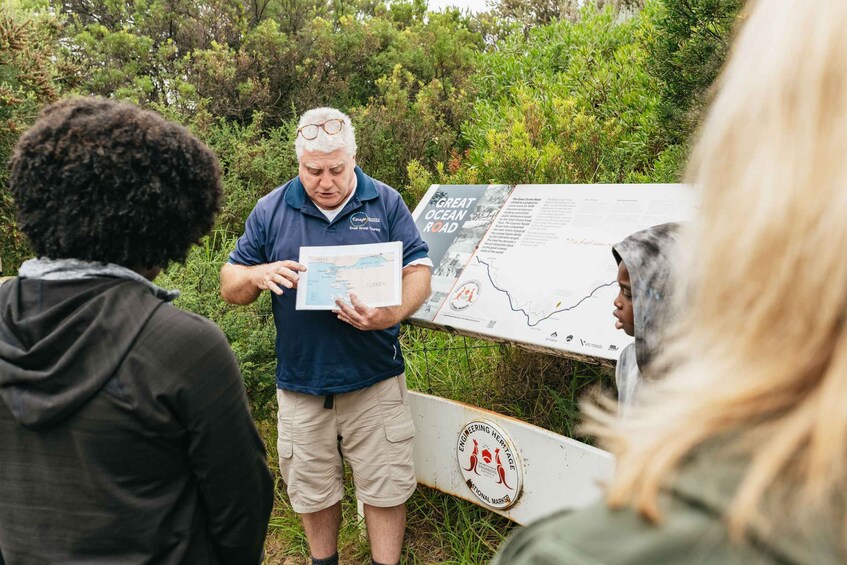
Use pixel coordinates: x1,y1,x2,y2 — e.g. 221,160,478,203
296,241,403,310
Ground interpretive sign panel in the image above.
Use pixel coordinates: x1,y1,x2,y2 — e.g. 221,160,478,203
296,241,402,310
411,184,696,361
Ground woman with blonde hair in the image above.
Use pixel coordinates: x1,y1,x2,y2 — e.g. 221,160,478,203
494,0,847,562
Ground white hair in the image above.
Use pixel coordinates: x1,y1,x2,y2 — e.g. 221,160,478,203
294,107,357,159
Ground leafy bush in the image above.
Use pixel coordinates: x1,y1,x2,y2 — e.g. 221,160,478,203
649,0,744,146
0,8,79,273
452,5,664,185
352,65,472,197
197,115,300,235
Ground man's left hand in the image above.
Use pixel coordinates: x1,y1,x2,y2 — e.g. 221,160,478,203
333,293,400,331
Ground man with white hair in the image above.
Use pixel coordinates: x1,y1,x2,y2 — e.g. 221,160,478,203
221,107,431,565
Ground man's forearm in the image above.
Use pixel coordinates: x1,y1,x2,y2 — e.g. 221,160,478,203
397,265,432,322
220,263,262,305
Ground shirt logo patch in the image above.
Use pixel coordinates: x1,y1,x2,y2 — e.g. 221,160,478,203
350,212,382,231
350,212,369,227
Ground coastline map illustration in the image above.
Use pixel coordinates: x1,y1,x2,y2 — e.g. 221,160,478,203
296,241,402,310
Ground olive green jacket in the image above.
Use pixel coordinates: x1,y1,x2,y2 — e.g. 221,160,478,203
493,447,841,564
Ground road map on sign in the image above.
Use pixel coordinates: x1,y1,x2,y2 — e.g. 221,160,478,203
296,241,403,310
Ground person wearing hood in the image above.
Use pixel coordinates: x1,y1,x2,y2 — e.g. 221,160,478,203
611,222,681,414
0,97,273,564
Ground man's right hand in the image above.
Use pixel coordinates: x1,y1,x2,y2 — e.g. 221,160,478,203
220,261,307,305
253,261,307,295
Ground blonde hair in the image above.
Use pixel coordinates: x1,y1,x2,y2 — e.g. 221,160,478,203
586,0,847,542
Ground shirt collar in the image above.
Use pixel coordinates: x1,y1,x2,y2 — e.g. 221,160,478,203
284,165,378,210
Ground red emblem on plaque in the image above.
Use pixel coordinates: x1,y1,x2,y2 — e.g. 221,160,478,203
495,448,513,490
457,420,523,510
463,438,480,475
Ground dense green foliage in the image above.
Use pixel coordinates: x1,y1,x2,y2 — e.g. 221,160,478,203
0,6,77,272
650,0,745,146
462,5,663,184
1,0,745,560
0,0,746,270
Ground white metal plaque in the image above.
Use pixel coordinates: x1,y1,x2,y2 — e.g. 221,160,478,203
457,419,523,510
412,391,614,524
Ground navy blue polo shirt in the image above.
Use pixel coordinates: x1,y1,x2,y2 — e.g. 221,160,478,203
229,166,429,395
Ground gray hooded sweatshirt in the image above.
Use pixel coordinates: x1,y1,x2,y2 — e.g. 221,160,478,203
611,223,681,412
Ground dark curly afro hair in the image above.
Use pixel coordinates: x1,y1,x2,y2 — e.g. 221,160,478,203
8,97,222,268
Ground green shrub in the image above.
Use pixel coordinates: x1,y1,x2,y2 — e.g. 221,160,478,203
0,8,78,273
457,4,662,185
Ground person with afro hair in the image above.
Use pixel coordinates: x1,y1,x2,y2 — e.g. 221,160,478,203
0,97,273,564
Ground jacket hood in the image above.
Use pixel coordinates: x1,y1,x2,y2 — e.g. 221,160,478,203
0,277,164,429
612,222,682,374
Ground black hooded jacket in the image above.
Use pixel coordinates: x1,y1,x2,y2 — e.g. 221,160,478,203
0,277,273,564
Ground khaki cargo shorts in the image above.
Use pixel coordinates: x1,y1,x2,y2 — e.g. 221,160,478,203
276,374,416,514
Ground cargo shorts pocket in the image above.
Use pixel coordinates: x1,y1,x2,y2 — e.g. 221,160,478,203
276,389,295,459
377,375,415,443
278,435,293,458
